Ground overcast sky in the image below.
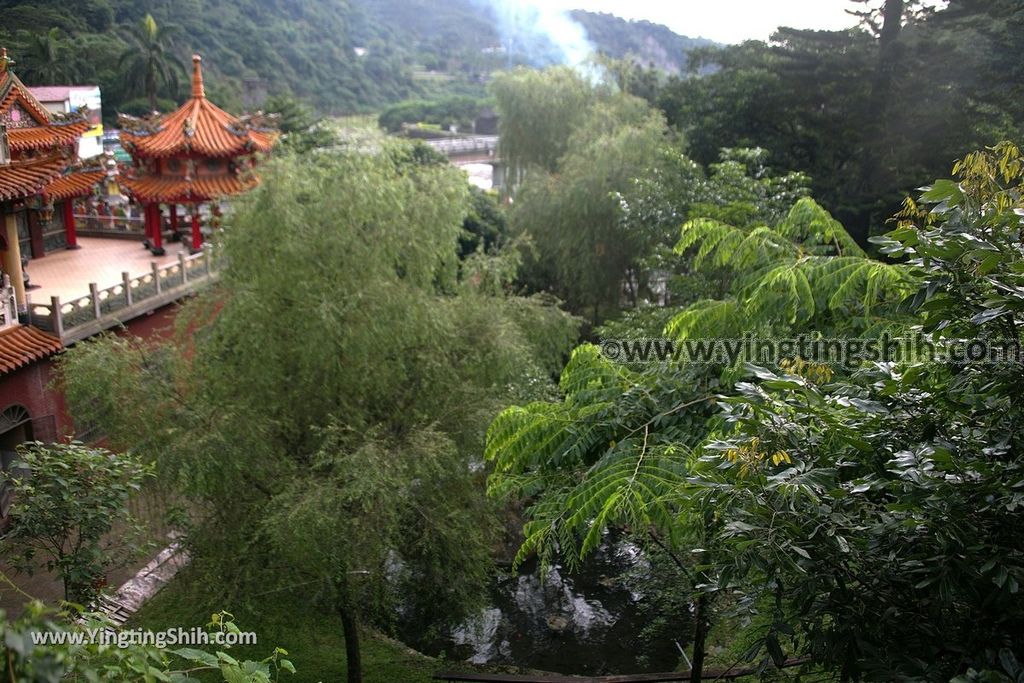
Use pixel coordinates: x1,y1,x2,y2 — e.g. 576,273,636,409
555,0,868,44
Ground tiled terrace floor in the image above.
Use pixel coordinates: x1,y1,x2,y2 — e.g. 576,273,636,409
24,237,191,305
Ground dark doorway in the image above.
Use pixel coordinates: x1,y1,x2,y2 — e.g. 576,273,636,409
0,404,32,520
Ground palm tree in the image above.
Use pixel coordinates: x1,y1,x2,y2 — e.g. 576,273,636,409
118,14,186,111
17,28,81,84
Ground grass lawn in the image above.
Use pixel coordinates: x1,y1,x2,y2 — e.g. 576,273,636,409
131,570,443,683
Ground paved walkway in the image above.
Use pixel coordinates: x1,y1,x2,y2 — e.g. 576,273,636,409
25,237,191,305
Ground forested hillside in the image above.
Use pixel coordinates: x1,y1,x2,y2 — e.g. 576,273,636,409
569,11,716,72
0,0,708,117
0,0,416,114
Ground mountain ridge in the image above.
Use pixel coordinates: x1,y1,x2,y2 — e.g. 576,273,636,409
0,0,713,115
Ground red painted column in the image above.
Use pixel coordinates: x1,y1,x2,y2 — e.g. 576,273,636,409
63,200,80,249
169,204,178,237
143,203,152,242
149,203,165,255
191,205,202,253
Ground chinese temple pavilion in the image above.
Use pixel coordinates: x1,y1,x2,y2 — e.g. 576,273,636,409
0,48,100,309
119,55,277,255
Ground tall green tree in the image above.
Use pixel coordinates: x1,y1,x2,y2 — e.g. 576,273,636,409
657,1,1022,241
487,197,911,681
117,14,185,111
486,143,1024,680
14,28,81,84
490,66,595,185
679,142,1024,680
59,135,579,681
512,92,668,323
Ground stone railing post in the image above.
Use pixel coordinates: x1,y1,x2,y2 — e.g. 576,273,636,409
122,272,132,306
152,262,161,295
89,283,101,319
178,252,188,285
204,248,212,276
0,274,16,329
50,296,63,339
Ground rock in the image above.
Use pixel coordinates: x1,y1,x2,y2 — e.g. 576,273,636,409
545,614,570,632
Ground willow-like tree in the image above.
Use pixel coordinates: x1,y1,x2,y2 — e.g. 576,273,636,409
60,135,578,683
491,66,595,185
503,77,670,322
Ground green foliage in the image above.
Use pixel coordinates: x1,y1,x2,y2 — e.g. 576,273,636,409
666,198,915,338
0,0,419,116
262,94,342,153
490,67,596,178
614,147,812,313
117,96,178,118
60,135,579,676
378,96,488,133
459,186,509,259
133,570,442,683
655,2,1024,239
13,28,82,83
261,423,493,631
0,442,153,604
0,0,715,120
486,143,1024,680
117,14,186,110
688,147,1024,671
499,70,670,321
1,601,291,682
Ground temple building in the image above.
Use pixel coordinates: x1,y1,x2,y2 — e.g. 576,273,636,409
119,55,277,255
0,47,100,310
0,51,276,535
0,48,76,460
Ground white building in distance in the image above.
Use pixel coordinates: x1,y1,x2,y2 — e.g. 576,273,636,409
28,85,103,159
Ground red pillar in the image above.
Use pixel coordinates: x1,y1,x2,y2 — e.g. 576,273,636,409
190,206,202,253
169,204,178,237
148,203,165,256
63,200,80,249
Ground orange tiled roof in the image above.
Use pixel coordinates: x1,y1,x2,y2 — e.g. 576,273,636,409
0,50,52,126
0,153,67,201
121,173,258,203
0,325,62,375
42,169,104,201
8,120,92,152
119,55,277,159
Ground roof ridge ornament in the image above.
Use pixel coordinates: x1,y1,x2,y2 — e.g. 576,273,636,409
191,54,205,99
0,48,13,74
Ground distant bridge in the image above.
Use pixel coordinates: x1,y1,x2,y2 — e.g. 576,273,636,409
425,135,504,188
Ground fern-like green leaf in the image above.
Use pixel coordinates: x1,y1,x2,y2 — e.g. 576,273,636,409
777,197,866,256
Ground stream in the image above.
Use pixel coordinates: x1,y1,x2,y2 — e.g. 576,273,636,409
409,540,688,676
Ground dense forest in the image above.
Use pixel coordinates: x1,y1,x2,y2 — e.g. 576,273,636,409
627,0,1024,241
0,0,710,116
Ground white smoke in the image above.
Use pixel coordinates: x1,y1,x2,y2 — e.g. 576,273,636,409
479,0,595,67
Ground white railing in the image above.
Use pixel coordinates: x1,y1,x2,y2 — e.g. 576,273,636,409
426,135,500,156
27,249,220,343
75,213,146,236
